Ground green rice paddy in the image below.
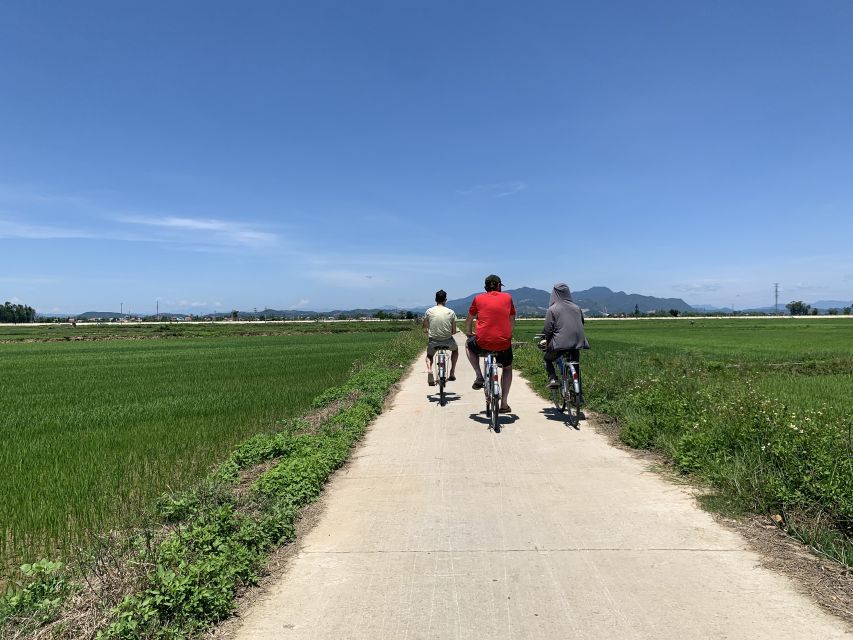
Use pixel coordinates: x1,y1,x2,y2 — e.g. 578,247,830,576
0,324,408,569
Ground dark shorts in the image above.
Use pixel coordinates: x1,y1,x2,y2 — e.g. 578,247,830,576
466,335,513,367
544,348,580,362
427,337,458,357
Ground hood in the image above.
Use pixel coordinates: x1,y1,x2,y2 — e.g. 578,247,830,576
549,283,573,305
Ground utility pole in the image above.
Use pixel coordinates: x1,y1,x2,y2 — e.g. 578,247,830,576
156,299,159,322
774,283,779,315
120,302,123,317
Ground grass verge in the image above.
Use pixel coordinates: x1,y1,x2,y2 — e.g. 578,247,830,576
0,328,422,639
512,323,853,571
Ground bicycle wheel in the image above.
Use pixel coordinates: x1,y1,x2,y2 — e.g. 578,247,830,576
551,375,566,412
490,389,500,432
438,374,446,406
565,386,581,427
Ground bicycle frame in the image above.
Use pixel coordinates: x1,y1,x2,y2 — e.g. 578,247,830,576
554,353,582,426
557,355,581,398
483,352,502,431
436,349,447,382
433,347,449,406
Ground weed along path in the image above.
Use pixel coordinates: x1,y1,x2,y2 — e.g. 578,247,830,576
228,337,849,639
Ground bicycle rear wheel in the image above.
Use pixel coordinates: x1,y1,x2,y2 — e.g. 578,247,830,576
565,386,580,428
490,391,500,432
551,378,566,412
438,375,446,406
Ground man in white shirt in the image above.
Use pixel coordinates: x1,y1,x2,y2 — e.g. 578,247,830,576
422,289,458,386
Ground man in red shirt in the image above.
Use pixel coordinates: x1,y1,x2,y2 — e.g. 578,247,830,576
464,274,516,413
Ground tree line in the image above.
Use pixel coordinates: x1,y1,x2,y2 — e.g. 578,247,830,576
786,301,852,316
0,301,36,323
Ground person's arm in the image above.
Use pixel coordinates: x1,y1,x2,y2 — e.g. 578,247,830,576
465,300,477,336
421,313,429,335
451,312,458,335
542,309,555,341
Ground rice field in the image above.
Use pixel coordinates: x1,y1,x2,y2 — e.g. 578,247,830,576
513,317,853,564
0,326,406,569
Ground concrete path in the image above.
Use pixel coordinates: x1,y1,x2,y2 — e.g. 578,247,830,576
233,337,850,639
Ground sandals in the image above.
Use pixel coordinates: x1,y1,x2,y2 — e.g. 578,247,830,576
472,378,485,390
499,406,512,414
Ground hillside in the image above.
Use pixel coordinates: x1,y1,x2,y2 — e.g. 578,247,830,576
446,286,693,317
63,286,694,320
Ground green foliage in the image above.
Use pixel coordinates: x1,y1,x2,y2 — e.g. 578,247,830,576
93,327,422,638
513,318,853,566
0,330,401,567
0,560,73,628
0,327,422,638
0,301,36,323
786,300,811,315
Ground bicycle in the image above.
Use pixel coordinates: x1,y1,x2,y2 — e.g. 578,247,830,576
435,346,449,406
482,351,502,432
536,335,583,427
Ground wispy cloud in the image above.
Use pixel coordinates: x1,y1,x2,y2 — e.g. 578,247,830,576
292,298,310,309
118,215,278,248
0,218,96,240
789,282,828,292
306,251,477,272
458,181,528,198
309,269,390,288
672,281,721,293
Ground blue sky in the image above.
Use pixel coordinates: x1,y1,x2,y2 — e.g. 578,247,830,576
2,1,852,314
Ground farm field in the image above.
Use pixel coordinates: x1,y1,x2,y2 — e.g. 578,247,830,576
513,317,853,565
0,319,414,342
0,324,409,570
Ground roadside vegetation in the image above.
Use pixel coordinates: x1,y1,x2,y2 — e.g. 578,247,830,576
0,325,422,638
0,319,413,343
514,318,853,568
0,322,412,571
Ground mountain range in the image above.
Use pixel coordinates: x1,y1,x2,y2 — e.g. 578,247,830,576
66,286,694,319
444,286,693,316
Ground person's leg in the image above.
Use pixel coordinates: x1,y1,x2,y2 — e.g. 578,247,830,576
497,348,513,410
544,353,557,381
426,343,435,385
500,365,513,410
449,348,459,378
465,338,484,385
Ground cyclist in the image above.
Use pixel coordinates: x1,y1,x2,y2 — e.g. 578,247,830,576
539,283,589,402
422,289,458,386
465,274,515,413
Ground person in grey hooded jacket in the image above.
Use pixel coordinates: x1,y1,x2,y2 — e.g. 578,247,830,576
540,283,589,396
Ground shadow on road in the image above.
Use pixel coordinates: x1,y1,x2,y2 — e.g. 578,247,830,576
468,412,519,429
540,406,584,430
426,392,461,404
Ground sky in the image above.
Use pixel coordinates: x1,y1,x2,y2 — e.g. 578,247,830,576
1,1,852,314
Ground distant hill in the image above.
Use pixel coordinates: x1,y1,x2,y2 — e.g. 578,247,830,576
811,300,852,310
445,286,550,316
447,286,693,317
76,311,124,320
59,286,696,320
